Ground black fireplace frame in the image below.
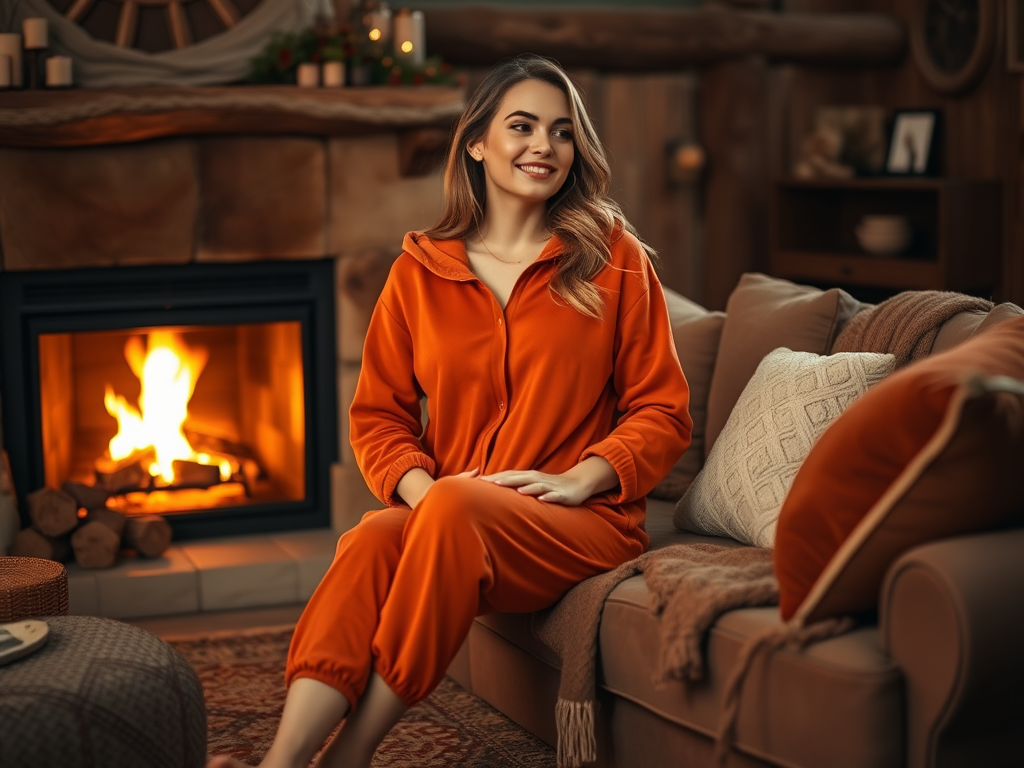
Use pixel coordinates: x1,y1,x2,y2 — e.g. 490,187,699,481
0,259,338,540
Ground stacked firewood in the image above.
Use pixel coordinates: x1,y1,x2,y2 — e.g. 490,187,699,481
11,482,171,569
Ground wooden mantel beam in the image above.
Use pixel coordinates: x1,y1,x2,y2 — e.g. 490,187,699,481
423,5,906,70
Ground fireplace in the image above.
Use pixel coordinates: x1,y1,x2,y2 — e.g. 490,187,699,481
0,259,338,541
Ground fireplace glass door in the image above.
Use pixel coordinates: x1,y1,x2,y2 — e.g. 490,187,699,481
1,260,337,540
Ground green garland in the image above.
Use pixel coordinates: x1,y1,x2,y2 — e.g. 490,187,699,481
249,23,462,87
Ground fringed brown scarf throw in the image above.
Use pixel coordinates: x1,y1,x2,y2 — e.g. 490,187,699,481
532,544,778,768
833,290,992,367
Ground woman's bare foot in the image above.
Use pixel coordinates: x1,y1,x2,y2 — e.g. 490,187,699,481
205,678,350,768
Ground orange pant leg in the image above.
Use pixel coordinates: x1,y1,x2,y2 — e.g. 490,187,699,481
371,476,643,706
286,506,411,709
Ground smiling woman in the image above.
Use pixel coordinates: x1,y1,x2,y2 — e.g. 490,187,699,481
461,79,577,304
208,54,692,768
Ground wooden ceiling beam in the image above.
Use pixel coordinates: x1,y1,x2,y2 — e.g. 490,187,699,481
423,5,906,71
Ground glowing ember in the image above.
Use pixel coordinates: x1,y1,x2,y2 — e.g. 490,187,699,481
103,331,209,484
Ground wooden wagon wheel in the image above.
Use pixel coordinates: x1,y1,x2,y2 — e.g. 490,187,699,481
49,0,263,51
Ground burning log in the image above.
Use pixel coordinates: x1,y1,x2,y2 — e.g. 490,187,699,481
11,527,72,562
27,487,80,537
171,459,222,489
124,515,172,559
62,481,112,512
184,429,257,463
71,521,120,569
95,453,151,493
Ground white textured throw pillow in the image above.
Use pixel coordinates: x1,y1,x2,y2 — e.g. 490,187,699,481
673,348,895,548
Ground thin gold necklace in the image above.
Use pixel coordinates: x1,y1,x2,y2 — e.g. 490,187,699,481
477,230,525,265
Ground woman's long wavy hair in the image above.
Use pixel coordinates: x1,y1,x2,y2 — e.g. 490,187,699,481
423,55,653,318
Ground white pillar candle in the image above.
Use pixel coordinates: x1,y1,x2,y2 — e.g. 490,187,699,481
0,34,22,88
368,8,391,44
322,61,345,88
297,62,320,88
23,18,48,50
393,9,425,66
45,55,72,87
0,55,10,89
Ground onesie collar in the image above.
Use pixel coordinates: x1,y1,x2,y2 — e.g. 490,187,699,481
402,231,565,281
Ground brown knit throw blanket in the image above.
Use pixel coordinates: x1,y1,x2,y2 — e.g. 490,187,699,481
532,544,778,768
833,290,992,367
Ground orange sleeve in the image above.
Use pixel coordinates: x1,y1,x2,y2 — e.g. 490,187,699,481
580,248,692,503
349,281,436,507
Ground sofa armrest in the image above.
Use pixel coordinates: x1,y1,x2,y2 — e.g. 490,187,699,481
880,526,1024,768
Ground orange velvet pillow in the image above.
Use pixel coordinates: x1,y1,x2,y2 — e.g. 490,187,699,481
775,315,1024,624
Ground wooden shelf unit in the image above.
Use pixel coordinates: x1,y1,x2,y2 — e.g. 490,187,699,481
769,178,1001,296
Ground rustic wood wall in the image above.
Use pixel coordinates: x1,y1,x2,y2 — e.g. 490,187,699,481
784,0,1022,303
580,71,703,300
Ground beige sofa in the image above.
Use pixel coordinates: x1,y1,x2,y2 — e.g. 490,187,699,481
446,272,1024,768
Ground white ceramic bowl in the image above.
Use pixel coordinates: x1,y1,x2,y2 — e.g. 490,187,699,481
855,216,911,255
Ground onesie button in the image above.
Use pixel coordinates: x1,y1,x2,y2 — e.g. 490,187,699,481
499,401,505,410
497,318,503,326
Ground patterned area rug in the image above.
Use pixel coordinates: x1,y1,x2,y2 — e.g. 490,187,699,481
169,626,556,767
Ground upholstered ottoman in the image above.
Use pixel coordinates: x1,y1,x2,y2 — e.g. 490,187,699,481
0,615,206,768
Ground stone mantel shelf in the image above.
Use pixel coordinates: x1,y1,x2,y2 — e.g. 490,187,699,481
0,85,466,149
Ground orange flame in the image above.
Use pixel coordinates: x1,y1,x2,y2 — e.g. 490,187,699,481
103,331,209,484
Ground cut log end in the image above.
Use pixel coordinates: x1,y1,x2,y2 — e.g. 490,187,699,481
27,487,80,537
11,527,72,562
71,520,120,569
124,515,172,558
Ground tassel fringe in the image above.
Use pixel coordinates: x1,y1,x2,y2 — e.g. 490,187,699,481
556,698,596,768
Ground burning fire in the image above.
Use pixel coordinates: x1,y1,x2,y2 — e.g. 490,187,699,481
103,331,227,484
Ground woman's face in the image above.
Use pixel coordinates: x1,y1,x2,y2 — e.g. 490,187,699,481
467,78,575,207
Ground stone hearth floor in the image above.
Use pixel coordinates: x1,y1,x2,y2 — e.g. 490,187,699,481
65,529,339,620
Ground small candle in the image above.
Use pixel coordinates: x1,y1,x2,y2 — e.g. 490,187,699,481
0,55,10,89
368,7,391,44
393,9,425,66
45,55,72,87
322,61,345,88
297,62,320,88
0,34,21,88
23,18,48,50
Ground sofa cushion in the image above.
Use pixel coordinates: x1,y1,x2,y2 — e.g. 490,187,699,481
775,315,1024,623
472,559,903,768
704,273,862,460
598,583,904,768
674,348,894,547
657,288,726,495
930,301,1023,356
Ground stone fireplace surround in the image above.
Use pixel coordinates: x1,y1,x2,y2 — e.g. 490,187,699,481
0,85,463,620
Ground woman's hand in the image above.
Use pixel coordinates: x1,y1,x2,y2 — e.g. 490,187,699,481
481,456,617,506
397,467,479,508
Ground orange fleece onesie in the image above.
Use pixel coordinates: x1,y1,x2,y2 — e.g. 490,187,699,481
286,228,692,709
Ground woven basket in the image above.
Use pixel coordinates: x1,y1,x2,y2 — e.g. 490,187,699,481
0,556,70,623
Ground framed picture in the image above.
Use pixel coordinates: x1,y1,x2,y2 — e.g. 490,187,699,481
885,110,941,176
